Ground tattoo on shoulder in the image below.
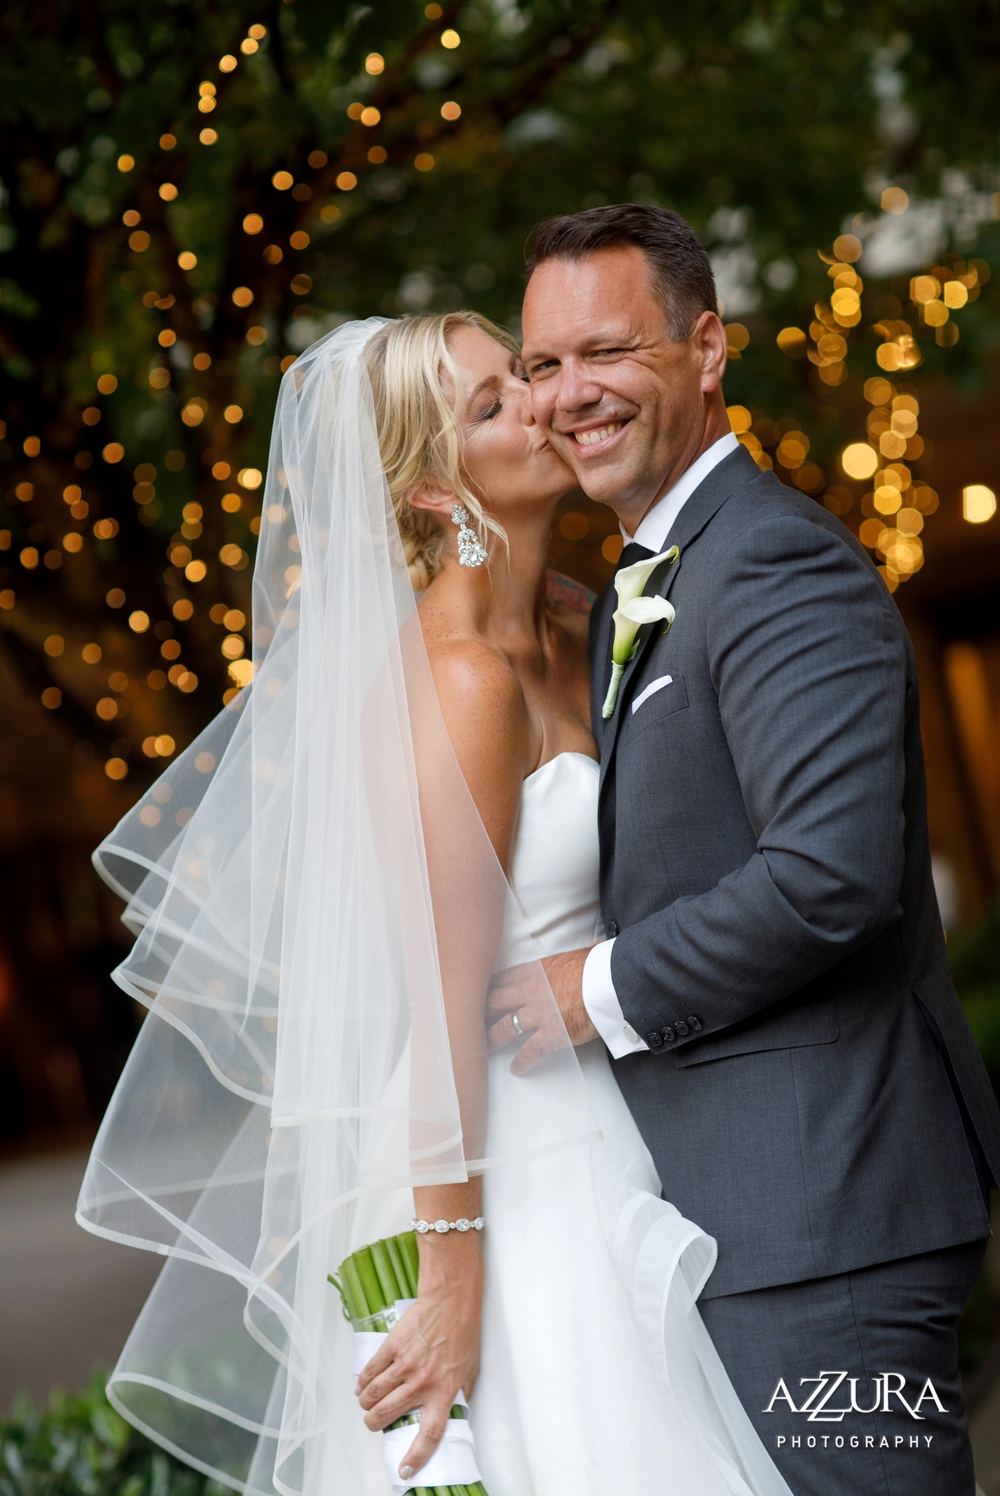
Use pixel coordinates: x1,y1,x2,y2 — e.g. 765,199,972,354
546,570,596,614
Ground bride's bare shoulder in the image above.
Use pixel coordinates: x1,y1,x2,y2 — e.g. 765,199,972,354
425,632,526,726
418,587,522,708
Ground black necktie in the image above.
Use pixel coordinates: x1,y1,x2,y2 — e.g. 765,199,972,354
615,541,655,574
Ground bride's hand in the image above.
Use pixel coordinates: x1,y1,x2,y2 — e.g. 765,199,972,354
355,1234,483,1481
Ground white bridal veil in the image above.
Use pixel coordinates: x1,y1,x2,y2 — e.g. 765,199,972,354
77,320,597,1496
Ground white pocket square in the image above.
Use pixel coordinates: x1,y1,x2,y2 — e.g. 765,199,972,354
631,675,673,714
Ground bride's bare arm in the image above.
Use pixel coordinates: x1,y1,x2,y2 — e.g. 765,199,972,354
356,638,529,1479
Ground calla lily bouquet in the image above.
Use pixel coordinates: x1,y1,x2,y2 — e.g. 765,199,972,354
330,1231,487,1496
602,547,679,718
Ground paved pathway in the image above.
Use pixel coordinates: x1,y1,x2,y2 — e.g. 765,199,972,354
0,1150,161,1410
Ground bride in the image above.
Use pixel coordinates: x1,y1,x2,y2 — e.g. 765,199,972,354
77,314,791,1496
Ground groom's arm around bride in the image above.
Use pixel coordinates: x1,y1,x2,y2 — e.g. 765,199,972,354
512,203,1000,1496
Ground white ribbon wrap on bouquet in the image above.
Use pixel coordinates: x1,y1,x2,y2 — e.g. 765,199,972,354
382,1417,481,1495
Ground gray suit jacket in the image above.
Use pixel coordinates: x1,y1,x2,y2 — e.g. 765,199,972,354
592,445,1000,1299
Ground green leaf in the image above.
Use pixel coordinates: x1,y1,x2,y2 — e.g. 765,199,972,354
89,1403,130,1456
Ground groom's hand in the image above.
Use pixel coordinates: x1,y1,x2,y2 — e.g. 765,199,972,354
486,961,567,1074
486,948,597,1074
541,947,598,1049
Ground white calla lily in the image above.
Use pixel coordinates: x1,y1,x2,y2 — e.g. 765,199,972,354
613,547,678,610
615,593,676,632
602,546,679,718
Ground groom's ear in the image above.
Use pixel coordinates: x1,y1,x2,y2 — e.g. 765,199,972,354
409,480,457,518
692,311,728,392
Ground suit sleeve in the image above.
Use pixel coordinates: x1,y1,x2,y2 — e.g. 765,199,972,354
611,514,910,1046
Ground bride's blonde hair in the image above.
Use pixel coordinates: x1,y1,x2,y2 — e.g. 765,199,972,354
364,311,522,592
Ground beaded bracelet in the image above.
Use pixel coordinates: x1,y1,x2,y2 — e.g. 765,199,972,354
411,1216,485,1235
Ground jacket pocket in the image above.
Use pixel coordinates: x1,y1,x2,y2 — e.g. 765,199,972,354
621,672,689,741
674,996,840,1067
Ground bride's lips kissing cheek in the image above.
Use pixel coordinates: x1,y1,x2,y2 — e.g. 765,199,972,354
520,243,729,534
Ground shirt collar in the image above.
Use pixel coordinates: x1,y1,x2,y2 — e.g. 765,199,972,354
624,432,740,553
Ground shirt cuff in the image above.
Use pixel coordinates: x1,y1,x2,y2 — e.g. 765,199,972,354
582,939,649,1059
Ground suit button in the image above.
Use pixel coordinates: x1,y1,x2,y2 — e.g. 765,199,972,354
646,1032,663,1049
687,1015,702,1032
661,1026,675,1044
608,920,619,937
674,1020,689,1037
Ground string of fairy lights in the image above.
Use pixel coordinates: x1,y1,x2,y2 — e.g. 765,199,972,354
1,9,474,788
721,230,994,594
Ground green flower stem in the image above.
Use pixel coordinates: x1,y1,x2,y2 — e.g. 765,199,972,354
371,1237,403,1305
386,1233,414,1298
400,1229,421,1295
341,1255,370,1318
354,1246,384,1315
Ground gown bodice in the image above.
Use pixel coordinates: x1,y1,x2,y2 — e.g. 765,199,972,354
506,751,605,961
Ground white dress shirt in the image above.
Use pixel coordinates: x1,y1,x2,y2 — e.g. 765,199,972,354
582,431,739,1059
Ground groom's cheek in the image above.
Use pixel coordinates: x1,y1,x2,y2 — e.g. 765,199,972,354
528,374,557,433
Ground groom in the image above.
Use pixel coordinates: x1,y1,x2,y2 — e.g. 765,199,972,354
516,205,1000,1495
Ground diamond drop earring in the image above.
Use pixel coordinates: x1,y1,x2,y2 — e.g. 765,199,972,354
451,503,488,568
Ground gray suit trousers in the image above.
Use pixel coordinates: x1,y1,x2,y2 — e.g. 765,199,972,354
699,1237,988,1496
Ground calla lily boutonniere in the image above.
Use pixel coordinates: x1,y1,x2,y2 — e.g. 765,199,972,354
602,546,679,719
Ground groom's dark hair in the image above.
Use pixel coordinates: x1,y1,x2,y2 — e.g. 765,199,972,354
524,204,717,341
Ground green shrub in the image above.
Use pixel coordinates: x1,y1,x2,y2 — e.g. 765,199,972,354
0,1375,217,1496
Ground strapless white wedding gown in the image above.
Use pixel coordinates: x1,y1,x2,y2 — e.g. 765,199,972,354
343,753,790,1496
473,753,790,1496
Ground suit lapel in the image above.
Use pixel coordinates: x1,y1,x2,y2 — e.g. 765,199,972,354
597,445,759,795
589,583,616,749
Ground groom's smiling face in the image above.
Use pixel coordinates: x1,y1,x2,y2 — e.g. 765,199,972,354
521,245,727,532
